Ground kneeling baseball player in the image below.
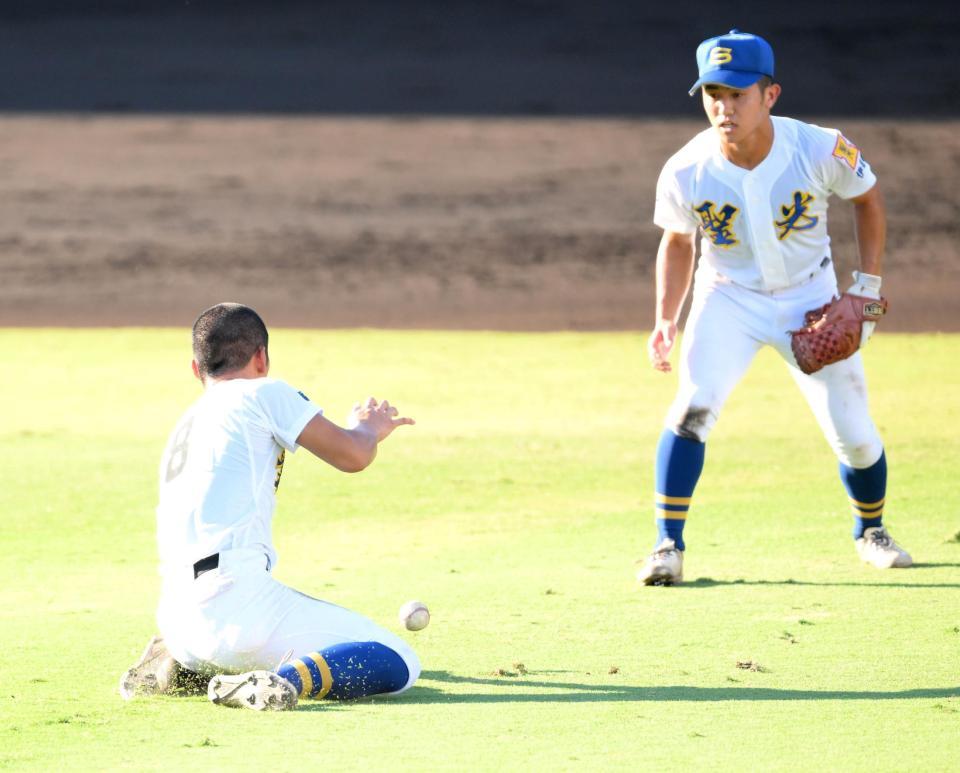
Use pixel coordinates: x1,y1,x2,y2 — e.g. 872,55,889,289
120,303,419,709
638,30,911,586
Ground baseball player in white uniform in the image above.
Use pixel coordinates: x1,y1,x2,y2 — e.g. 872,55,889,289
120,303,420,710
636,30,912,585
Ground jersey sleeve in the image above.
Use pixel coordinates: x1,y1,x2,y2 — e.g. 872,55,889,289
256,380,323,452
653,163,699,234
819,129,876,199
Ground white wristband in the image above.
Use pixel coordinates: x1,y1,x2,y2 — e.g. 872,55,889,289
848,271,882,301
851,270,882,293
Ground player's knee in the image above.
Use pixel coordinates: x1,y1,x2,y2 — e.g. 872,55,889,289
834,436,883,469
666,405,716,443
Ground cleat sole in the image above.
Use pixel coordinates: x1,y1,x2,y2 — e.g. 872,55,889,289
207,670,298,711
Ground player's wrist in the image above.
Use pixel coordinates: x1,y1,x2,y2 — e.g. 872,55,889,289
848,270,882,299
345,422,378,447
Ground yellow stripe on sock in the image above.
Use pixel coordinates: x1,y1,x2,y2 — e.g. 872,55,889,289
309,652,333,699
656,493,692,506
292,659,313,698
849,497,885,510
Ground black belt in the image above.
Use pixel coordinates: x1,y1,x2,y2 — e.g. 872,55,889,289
193,553,219,579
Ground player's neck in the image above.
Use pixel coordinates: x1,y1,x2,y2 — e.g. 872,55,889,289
200,348,270,388
202,361,270,388
203,372,263,388
718,117,775,170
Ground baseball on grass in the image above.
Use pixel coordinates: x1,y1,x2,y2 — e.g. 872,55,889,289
398,600,430,631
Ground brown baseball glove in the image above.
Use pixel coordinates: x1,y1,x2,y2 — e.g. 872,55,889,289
789,293,888,375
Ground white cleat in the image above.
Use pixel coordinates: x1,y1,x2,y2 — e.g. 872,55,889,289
208,670,298,711
636,537,684,586
856,526,912,568
119,635,180,700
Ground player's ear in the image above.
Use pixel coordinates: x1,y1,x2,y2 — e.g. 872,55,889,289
253,346,269,375
763,82,781,109
191,359,202,382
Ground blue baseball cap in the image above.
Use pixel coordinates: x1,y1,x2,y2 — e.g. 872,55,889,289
688,29,774,96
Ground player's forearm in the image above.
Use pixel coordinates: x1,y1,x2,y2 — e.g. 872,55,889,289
852,185,886,276
655,235,696,323
340,428,379,472
313,426,378,473
296,414,378,473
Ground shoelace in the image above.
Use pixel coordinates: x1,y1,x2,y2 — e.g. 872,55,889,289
274,648,294,673
653,547,678,562
870,529,893,548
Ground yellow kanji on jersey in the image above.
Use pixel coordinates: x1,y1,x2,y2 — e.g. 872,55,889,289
274,449,286,491
832,134,859,170
694,200,739,247
775,191,819,240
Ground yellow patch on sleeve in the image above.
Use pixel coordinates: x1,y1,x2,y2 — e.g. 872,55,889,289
832,134,860,170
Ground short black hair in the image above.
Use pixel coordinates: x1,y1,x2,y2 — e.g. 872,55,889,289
192,303,269,379
756,75,775,91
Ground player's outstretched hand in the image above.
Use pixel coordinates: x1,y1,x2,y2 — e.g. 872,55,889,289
347,397,415,442
647,321,677,373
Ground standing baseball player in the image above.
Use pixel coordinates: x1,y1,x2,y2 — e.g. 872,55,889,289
637,29,912,586
120,303,420,709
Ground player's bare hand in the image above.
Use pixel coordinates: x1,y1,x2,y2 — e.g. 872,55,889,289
348,397,415,442
647,321,677,373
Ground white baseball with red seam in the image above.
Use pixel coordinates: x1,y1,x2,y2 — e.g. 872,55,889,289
398,600,430,631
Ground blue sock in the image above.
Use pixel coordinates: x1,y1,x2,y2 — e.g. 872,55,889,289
839,451,886,539
654,429,705,552
277,641,410,700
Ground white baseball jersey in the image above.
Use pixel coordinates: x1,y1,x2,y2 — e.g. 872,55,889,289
155,376,420,685
156,377,321,574
654,116,876,291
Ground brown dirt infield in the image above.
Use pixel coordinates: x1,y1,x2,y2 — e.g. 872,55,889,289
1,116,957,331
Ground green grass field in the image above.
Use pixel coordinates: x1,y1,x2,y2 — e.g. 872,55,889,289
1,329,958,771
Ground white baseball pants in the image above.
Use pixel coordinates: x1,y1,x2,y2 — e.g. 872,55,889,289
665,263,883,469
157,548,420,692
